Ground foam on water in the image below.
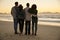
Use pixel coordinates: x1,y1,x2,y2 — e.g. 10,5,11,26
0,17,60,26
0,14,60,26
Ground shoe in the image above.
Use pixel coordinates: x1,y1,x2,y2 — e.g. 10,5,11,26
32,33,34,35
35,33,36,36
15,32,18,34
25,33,27,35
28,33,30,35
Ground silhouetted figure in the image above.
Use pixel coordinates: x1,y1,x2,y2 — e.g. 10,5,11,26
11,2,18,34
24,3,31,35
17,5,25,34
28,4,38,35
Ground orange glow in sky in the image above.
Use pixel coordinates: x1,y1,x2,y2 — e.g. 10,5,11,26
0,0,60,13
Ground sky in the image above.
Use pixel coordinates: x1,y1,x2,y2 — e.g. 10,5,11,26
0,0,60,13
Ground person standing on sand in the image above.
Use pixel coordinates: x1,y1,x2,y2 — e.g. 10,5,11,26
24,3,31,35
11,2,19,34
17,4,25,34
28,4,38,35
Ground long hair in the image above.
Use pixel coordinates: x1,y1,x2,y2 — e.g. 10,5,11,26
31,4,37,10
18,4,23,11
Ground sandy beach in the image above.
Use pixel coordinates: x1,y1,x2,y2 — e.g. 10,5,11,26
0,21,60,40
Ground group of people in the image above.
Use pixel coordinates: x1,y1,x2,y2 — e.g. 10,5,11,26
11,2,38,36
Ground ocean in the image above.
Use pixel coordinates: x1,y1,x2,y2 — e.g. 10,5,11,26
0,13,60,26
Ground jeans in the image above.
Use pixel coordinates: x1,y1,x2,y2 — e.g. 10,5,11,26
14,18,18,33
14,18,24,33
25,21,31,34
32,16,38,34
32,21,37,34
19,19,24,33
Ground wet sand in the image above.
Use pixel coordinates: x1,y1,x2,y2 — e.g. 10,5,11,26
0,21,60,40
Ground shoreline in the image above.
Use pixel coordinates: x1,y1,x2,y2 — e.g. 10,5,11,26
0,20,60,27
0,21,60,40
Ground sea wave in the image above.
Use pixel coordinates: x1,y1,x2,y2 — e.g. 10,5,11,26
0,13,60,26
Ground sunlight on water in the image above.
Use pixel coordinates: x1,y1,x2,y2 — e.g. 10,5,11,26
0,17,60,27
39,18,60,21
38,21,60,27
0,18,13,22
0,14,60,27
